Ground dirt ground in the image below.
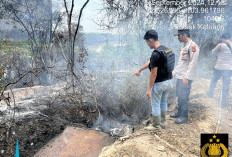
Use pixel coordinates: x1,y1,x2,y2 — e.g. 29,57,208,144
34,126,115,157
99,78,232,157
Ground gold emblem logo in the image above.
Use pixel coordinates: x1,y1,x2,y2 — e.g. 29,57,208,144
201,134,228,157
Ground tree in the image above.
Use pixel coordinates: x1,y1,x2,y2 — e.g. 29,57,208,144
62,0,89,89
1,0,55,84
0,1,93,155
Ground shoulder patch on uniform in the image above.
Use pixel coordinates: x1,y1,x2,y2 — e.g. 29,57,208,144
164,49,172,53
192,45,196,52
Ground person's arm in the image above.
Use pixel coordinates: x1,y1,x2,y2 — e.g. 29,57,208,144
134,61,150,76
146,67,158,98
172,59,181,79
212,43,222,55
183,45,200,84
172,67,177,78
172,51,181,78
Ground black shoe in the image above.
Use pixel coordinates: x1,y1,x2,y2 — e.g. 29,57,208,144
175,117,188,124
170,113,180,118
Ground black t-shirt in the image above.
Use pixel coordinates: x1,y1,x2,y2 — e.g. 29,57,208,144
149,45,174,83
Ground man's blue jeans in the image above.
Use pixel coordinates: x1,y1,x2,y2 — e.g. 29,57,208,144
151,79,173,116
209,68,232,106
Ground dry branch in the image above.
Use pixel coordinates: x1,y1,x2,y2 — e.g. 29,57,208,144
0,67,50,106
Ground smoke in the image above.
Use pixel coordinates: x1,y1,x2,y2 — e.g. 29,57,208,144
82,0,232,133
1,0,232,136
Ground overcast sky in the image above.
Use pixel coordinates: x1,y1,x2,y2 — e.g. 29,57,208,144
53,0,106,33
80,0,105,33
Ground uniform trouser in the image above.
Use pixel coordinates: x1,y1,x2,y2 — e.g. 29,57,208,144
176,79,192,118
209,68,232,106
151,80,173,116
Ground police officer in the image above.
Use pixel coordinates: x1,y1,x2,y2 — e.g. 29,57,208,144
171,29,200,124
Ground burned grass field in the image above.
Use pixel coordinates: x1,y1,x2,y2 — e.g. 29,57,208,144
0,74,231,157
0,86,98,157
0,72,151,156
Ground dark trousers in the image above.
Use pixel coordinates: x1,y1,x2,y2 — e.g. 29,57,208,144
209,69,232,106
176,79,192,118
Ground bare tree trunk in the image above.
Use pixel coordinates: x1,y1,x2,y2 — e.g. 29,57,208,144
63,0,89,91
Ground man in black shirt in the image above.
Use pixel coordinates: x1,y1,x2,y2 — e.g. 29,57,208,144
135,29,175,131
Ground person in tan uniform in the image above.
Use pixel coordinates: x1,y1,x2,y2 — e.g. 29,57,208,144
171,29,200,124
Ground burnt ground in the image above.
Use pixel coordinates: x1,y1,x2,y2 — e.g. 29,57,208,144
0,102,98,157
0,78,231,157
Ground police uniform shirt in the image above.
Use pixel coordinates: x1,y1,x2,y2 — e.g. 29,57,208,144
149,45,173,83
173,40,200,80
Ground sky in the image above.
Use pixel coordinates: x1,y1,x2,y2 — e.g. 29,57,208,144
53,0,106,33
80,0,105,33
